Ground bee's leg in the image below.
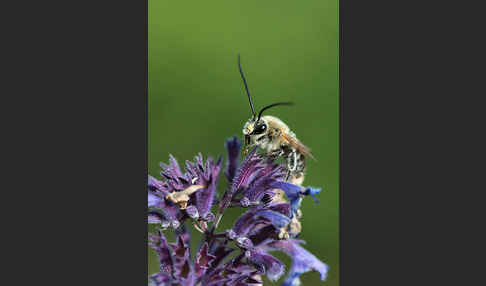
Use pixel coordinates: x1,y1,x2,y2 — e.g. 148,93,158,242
284,150,298,182
243,135,254,155
289,150,298,172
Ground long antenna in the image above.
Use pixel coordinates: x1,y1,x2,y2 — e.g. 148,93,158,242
257,102,294,121
238,54,256,119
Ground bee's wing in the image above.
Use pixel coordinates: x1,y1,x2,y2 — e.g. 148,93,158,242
281,132,316,161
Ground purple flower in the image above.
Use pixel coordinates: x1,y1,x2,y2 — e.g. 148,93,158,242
256,209,291,229
193,155,222,220
240,161,286,207
148,137,328,285
148,153,222,229
218,146,263,215
271,181,322,218
265,239,329,286
245,249,285,281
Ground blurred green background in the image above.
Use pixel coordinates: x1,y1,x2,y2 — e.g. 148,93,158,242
148,0,338,285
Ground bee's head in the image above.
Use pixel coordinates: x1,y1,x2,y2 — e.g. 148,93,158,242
237,54,293,146
243,118,267,136
243,117,267,148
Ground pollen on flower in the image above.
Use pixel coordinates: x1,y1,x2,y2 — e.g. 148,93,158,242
147,137,328,286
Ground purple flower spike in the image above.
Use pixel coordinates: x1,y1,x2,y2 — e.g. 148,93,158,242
242,169,278,205
196,176,217,219
219,146,262,214
245,249,285,281
149,152,224,228
224,136,241,182
255,159,287,182
232,147,263,189
268,239,329,285
188,154,222,219
148,137,329,285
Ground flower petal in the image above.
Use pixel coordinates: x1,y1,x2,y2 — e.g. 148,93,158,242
169,154,184,178
148,175,169,195
303,186,322,203
185,205,199,219
195,176,216,217
245,249,285,281
232,210,257,236
195,242,216,277
149,194,181,228
256,209,291,229
268,202,292,217
270,181,301,201
148,191,163,208
242,170,277,205
268,239,329,285
269,181,304,216
193,155,221,217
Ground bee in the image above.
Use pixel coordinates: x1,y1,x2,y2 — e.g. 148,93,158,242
237,55,315,183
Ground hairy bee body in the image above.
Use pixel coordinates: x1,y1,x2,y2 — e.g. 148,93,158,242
243,115,307,182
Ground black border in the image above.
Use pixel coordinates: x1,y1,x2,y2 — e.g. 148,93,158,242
4,0,148,284
339,0,481,285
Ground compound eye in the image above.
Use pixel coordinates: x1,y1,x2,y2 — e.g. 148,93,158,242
253,123,267,134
